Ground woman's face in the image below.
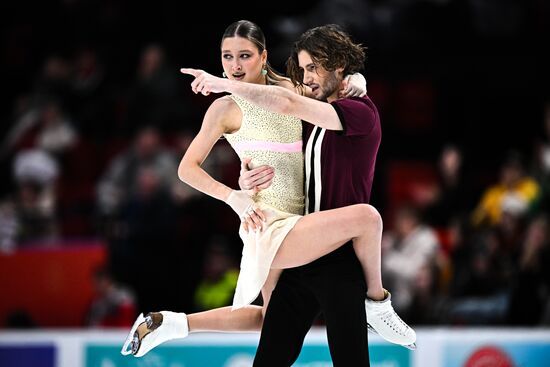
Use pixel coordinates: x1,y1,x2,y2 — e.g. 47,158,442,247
221,36,267,84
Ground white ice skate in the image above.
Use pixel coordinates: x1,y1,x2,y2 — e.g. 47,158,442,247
121,311,189,357
365,290,417,350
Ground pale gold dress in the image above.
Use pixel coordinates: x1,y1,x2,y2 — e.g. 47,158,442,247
224,95,305,309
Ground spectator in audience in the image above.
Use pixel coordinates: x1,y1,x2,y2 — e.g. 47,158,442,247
382,204,440,313
471,150,540,228
72,47,104,98
446,215,479,298
507,214,550,325
109,163,183,313
2,98,78,158
445,226,516,325
125,44,187,133
0,149,59,247
531,101,550,215
35,99,78,155
1,57,75,159
193,238,239,311
85,266,137,327
96,126,179,216
70,46,110,139
32,55,73,103
533,101,550,180
406,263,442,324
422,144,475,227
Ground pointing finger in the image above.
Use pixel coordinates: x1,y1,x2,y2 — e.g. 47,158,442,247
180,68,199,77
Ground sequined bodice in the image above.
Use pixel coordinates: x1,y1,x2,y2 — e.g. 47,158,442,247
223,95,304,215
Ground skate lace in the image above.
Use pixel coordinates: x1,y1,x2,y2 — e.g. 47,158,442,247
378,309,410,337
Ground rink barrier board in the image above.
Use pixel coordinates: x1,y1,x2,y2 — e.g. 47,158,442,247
0,328,549,367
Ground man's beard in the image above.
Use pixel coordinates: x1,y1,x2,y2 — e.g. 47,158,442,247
316,71,340,101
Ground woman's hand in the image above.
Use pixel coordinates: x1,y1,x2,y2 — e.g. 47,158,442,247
225,190,266,233
180,68,229,96
340,72,367,98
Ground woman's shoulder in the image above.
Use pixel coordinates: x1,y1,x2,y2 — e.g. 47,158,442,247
203,95,241,131
206,95,240,116
210,95,238,109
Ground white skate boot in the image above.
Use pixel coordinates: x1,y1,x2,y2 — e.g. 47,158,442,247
365,290,417,350
120,311,189,357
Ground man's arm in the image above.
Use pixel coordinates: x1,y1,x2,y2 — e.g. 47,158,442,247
180,68,343,131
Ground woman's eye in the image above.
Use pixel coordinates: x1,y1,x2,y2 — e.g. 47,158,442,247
240,54,250,59
223,54,233,60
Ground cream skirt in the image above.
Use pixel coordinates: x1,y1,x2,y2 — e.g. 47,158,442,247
231,202,302,310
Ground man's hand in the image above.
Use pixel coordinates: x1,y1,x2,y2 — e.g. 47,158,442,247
238,157,274,233
180,68,230,96
239,157,275,192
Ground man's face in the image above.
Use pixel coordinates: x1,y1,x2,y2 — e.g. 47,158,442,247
298,50,342,102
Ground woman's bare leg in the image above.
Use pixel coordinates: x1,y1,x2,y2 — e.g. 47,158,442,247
272,203,385,300
187,269,282,332
187,306,263,332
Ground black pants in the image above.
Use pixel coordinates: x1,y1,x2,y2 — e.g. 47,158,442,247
253,244,370,366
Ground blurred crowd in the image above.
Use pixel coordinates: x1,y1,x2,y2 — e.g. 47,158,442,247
380,139,550,326
1,0,549,329
0,40,242,326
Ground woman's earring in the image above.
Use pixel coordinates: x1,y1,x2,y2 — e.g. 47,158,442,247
222,72,227,78
261,68,267,76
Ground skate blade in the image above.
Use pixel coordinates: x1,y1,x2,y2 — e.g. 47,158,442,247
121,313,145,355
367,323,417,351
131,312,164,356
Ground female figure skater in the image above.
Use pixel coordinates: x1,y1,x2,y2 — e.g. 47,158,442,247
122,20,415,358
